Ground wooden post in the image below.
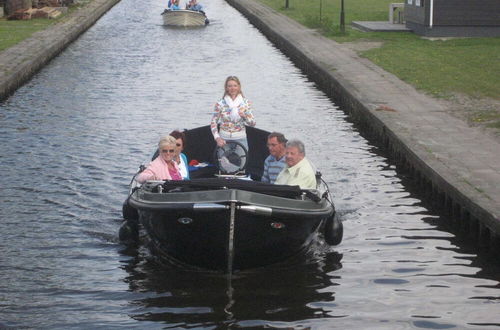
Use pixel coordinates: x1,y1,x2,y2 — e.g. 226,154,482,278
285,0,289,9
340,0,345,33
319,0,322,23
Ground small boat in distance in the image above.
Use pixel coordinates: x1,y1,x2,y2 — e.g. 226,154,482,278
162,9,209,27
121,126,343,272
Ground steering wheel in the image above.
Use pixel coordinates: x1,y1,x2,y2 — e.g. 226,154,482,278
213,141,248,174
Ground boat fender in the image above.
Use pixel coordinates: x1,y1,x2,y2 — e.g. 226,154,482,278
324,213,343,246
122,201,139,221
119,220,139,243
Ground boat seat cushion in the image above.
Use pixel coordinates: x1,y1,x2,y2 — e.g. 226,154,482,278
160,178,304,199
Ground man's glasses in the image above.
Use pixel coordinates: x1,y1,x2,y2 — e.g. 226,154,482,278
161,149,176,153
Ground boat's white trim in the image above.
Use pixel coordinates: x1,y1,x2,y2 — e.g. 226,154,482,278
193,203,229,211
238,205,272,216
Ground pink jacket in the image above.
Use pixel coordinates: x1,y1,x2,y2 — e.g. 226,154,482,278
137,156,181,183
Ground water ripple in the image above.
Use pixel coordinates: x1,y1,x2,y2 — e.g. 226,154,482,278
0,0,499,328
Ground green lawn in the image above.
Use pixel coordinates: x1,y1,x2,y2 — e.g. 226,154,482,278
0,19,55,52
0,1,87,52
259,0,500,101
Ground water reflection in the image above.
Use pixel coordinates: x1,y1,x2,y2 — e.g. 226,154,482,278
122,245,343,327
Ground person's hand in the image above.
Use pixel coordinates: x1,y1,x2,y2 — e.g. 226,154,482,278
238,109,245,118
216,137,226,147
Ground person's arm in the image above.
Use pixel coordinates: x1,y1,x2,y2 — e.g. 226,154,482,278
136,166,155,183
274,168,287,185
180,153,190,179
240,99,256,127
302,173,317,189
211,102,226,146
297,161,317,189
261,158,270,183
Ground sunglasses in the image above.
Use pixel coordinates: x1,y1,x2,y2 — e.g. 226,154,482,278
161,149,176,153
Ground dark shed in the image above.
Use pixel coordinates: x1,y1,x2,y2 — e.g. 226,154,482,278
405,0,500,37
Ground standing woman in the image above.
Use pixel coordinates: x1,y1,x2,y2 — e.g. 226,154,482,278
170,130,190,180
137,136,182,183
210,76,256,152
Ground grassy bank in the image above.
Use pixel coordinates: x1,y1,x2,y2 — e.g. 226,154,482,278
0,19,55,51
259,0,500,101
0,1,89,52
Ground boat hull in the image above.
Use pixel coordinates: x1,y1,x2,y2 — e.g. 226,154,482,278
122,125,342,271
162,10,207,27
129,187,333,271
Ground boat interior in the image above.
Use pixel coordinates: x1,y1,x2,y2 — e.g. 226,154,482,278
141,126,327,201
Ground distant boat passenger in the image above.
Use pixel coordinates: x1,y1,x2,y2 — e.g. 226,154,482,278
186,0,203,11
168,0,181,10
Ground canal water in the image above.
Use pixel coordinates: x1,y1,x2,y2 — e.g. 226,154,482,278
1,0,499,328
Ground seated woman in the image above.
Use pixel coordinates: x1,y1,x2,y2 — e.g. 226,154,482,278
137,135,182,183
170,130,190,180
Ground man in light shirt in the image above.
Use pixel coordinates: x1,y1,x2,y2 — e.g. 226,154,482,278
275,139,317,189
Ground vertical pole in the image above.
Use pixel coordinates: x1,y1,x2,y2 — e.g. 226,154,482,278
224,274,234,318
320,0,322,23
285,0,289,9
429,0,434,28
340,0,345,33
227,202,236,274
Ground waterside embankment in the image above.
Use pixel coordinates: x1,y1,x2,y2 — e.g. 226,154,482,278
226,0,500,251
0,0,120,101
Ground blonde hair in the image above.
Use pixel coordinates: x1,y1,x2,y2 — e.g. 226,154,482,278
158,135,177,149
223,75,245,98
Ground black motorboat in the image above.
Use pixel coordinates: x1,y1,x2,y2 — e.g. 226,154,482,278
121,126,342,271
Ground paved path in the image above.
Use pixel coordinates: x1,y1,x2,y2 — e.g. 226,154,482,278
352,21,410,32
228,0,500,232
